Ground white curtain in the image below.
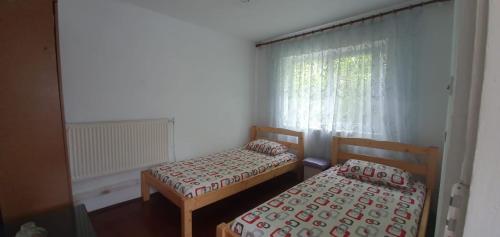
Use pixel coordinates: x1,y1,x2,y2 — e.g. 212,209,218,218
255,10,421,158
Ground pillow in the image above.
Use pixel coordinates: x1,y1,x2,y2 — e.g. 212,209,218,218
245,139,288,156
337,159,413,189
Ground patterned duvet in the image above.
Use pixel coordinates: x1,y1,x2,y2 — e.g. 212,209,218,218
230,166,426,237
150,148,297,198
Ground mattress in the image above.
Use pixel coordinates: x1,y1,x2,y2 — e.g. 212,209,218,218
230,166,426,237
150,148,297,198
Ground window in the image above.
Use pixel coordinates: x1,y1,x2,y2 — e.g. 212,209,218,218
278,44,377,135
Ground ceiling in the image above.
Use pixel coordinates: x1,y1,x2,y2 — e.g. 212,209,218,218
122,0,412,42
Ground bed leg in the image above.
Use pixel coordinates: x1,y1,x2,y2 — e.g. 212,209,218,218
216,223,228,237
181,206,193,237
141,171,150,202
294,166,304,181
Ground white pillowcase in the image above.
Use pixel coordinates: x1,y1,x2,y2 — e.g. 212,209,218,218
245,139,288,156
337,159,413,190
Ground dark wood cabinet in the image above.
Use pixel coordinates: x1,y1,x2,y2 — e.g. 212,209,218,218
0,0,73,221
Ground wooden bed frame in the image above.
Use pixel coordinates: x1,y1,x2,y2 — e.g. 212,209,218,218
141,126,304,237
217,137,440,237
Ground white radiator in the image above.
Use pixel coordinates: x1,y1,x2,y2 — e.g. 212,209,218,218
66,118,171,181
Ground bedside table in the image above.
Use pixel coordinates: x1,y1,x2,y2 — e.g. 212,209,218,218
303,157,331,179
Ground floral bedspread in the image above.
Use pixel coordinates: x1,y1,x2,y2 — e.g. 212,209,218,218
151,148,297,198
230,166,426,237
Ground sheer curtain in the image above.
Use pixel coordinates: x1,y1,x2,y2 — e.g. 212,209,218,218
254,10,420,159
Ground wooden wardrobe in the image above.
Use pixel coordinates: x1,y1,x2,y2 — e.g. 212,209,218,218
0,0,73,221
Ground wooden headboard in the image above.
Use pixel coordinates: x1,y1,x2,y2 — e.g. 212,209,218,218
250,126,304,161
331,137,440,190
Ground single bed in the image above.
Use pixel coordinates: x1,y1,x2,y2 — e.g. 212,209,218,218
141,126,304,237
216,137,439,237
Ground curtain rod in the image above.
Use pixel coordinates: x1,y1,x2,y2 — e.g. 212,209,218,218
255,0,451,48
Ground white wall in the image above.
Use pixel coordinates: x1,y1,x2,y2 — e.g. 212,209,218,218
412,7,454,232
58,0,255,210
434,0,489,235
413,3,454,149
463,1,500,236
